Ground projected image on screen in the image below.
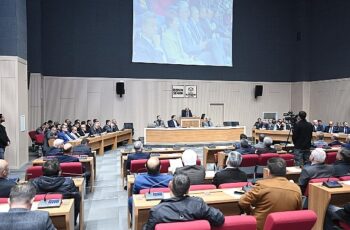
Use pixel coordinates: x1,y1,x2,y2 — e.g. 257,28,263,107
133,0,233,67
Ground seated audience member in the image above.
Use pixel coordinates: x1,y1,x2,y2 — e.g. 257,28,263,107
333,148,350,177
70,126,80,139
167,115,179,128
236,139,255,155
46,139,64,156
339,121,350,134
0,159,16,197
0,183,56,230
324,121,337,133
174,149,205,185
111,119,119,131
329,134,342,147
212,151,247,187
154,115,165,127
254,118,263,129
103,120,113,133
57,124,75,143
55,143,80,163
181,107,193,117
312,120,318,132
255,137,277,154
342,135,350,149
36,123,47,134
89,121,104,135
43,126,58,154
143,174,225,230
78,124,88,137
276,119,284,130
324,203,350,230
31,159,81,224
72,138,92,155
233,134,249,148
298,148,334,194
239,158,302,230
202,117,213,127
126,141,150,171
313,132,328,148
254,134,265,149
268,119,277,130
317,120,325,132
86,120,92,133
47,120,54,129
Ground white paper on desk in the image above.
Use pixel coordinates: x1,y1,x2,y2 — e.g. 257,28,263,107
342,180,350,185
287,167,302,173
169,159,183,173
205,171,215,178
0,205,9,212
222,188,242,199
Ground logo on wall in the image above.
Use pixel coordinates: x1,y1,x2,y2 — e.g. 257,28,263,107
172,85,197,98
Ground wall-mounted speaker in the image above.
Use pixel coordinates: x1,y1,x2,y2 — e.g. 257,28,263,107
255,85,263,98
116,82,125,97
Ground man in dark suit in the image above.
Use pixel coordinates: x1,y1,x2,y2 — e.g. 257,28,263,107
174,149,205,185
324,121,337,133
126,141,150,170
103,120,113,133
72,138,91,155
339,122,350,134
212,151,247,187
316,120,325,132
328,134,342,147
236,139,255,155
154,115,165,127
299,148,334,194
255,137,277,154
181,107,193,117
0,114,10,159
0,160,16,197
89,121,104,135
0,183,56,230
324,203,350,229
333,148,350,177
167,115,180,128
111,119,119,132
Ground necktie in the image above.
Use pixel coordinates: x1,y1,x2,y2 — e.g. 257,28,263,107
186,111,189,117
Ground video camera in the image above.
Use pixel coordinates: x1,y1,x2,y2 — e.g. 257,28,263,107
283,111,298,124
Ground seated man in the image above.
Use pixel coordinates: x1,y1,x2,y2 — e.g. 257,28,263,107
89,121,104,135
233,134,248,148
43,126,58,154
254,118,263,129
324,203,350,230
126,141,150,171
212,151,247,187
154,115,165,127
31,159,81,225
236,139,255,155
72,138,92,155
46,139,64,156
103,120,113,133
324,121,337,133
202,117,213,127
339,121,350,134
313,132,329,148
342,135,350,149
57,124,75,143
174,149,205,185
254,134,265,149
143,174,225,230
0,183,55,230
299,148,334,194
0,159,16,197
239,158,302,230
255,137,277,154
181,107,192,117
111,119,119,132
333,148,350,177
167,115,179,128
329,134,342,147
78,124,88,137
70,126,81,139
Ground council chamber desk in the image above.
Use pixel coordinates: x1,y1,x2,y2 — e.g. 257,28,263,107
144,126,246,145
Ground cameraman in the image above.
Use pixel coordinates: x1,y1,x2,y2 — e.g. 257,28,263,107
292,111,313,166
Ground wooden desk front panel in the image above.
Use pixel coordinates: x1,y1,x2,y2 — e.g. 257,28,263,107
145,127,245,144
117,130,133,144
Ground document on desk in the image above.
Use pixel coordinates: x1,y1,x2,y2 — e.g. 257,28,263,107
169,159,183,172
342,180,350,186
222,188,243,199
287,166,302,173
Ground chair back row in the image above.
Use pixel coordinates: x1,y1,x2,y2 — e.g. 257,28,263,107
130,159,201,174
25,162,83,180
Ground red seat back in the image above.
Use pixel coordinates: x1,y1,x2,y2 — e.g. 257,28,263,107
304,177,339,196
279,154,295,167
155,220,210,230
189,184,216,191
130,159,147,173
240,154,259,167
263,210,317,230
0,198,8,204
35,134,45,145
160,160,170,173
28,131,37,141
339,221,350,230
339,176,350,181
25,166,43,180
218,182,252,189
60,162,83,177
196,159,201,166
34,194,63,201
139,187,171,194
212,215,256,230
258,153,280,166
325,152,337,164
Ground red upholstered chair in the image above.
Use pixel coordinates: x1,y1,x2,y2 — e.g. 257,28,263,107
160,160,170,173
196,159,201,166
0,198,8,204
304,177,339,196
139,188,171,194
339,221,350,230
325,152,337,164
34,194,63,201
155,220,210,230
279,154,295,167
256,153,280,174
130,159,148,173
28,131,37,148
212,215,257,230
339,176,350,181
239,154,259,178
25,166,43,180
189,184,216,191
263,210,317,230
60,162,83,177
218,182,252,189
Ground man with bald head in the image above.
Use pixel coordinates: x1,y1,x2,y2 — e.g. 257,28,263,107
0,159,16,197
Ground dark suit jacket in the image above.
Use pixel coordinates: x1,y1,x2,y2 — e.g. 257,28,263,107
316,125,324,132
255,147,277,154
299,163,334,193
0,124,10,148
335,203,350,225
167,120,179,128
236,147,256,155
103,125,113,133
324,126,338,133
339,126,350,134
181,109,193,117
328,140,342,147
0,178,16,197
126,152,150,170
0,208,56,230
89,127,103,135
72,144,91,155
292,120,313,150
212,168,247,187
174,165,206,185
333,160,350,177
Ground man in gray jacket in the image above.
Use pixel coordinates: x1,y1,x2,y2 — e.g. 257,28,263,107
0,183,56,230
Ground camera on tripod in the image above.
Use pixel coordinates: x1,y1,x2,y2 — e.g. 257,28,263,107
283,111,298,125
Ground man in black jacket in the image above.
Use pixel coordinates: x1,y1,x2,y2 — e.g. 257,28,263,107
0,159,16,197
324,203,350,230
174,149,205,185
292,111,313,166
143,174,225,230
0,114,10,159
333,148,350,177
212,151,247,187
31,159,81,224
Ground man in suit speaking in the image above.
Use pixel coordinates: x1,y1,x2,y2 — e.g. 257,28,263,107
167,115,180,128
181,107,192,117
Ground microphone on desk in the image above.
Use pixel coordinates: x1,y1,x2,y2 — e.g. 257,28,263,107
322,176,342,188
144,178,172,201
